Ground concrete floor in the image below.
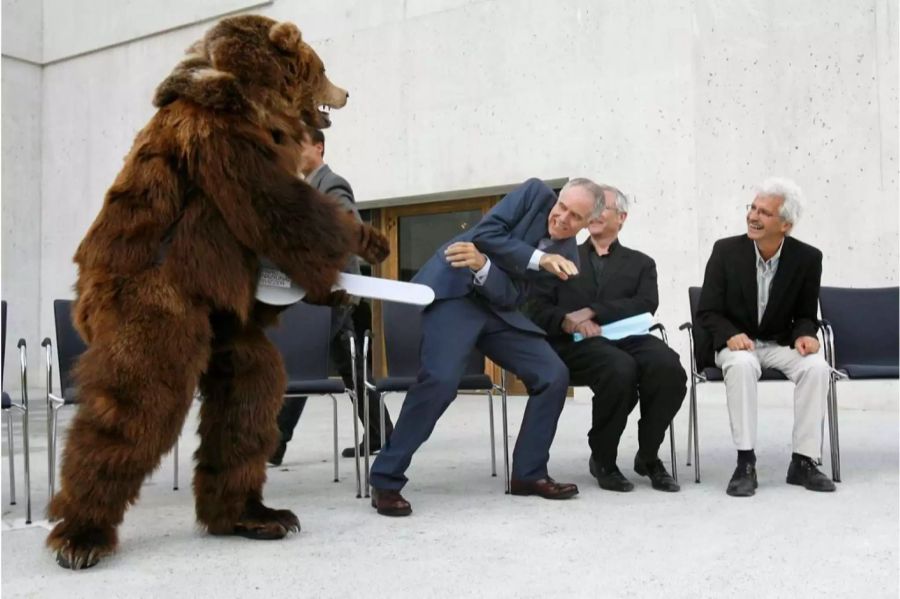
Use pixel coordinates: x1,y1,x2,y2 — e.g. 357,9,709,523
1,384,898,599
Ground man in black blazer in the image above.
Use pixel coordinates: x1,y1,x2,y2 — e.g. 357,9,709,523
697,177,834,497
269,127,393,465
527,185,685,492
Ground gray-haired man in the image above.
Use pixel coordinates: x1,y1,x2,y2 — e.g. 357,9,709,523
697,177,834,497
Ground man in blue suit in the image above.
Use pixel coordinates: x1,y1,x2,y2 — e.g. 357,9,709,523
369,177,603,516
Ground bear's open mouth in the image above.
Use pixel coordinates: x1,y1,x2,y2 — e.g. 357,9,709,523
318,105,332,127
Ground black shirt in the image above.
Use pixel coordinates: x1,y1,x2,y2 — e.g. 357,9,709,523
587,239,620,288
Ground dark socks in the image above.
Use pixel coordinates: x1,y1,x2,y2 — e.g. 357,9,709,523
738,449,757,465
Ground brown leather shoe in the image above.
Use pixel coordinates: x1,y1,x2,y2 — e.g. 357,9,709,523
371,487,412,516
509,477,579,500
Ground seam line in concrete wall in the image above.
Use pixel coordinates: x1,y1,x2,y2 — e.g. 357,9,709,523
0,54,43,67
21,2,271,67
361,177,569,209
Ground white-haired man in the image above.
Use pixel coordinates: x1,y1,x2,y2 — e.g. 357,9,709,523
696,177,835,496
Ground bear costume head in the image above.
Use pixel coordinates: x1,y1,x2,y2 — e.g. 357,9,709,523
154,15,347,130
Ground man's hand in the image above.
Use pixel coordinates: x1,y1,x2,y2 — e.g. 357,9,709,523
444,242,487,270
539,253,579,281
574,319,602,339
562,307,595,334
726,333,755,351
795,335,820,356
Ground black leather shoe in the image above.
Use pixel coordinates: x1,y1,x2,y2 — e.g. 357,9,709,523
510,477,579,499
371,487,412,516
341,440,383,458
589,457,634,492
634,455,680,492
726,462,758,497
786,455,836,492
268,441,287,466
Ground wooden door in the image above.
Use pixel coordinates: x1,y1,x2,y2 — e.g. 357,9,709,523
368,195,530,394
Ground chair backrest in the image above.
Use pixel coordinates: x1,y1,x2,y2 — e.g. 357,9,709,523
53,299,89,396
687,286,715,370
819,286,899,370
381,302,484,378
266,302,333,381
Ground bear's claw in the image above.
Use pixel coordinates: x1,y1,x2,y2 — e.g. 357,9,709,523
232,502,300,540
55,544,103,570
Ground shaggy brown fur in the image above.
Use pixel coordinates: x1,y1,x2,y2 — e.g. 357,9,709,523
47,15,388,569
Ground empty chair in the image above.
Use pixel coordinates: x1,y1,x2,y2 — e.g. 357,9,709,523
363,301,504,494
43,299,180,500
2,301,32,523
266,301,362,495
818,286,899,482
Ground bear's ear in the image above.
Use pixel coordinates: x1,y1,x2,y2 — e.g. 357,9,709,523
269,21,302,54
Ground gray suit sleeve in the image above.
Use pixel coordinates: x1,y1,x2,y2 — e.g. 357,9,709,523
322,172,361,223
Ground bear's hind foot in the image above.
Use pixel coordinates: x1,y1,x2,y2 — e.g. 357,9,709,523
47,520,117,570
231,499,300,540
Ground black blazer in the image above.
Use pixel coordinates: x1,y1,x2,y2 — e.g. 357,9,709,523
695,234,822,368
526,239,658,345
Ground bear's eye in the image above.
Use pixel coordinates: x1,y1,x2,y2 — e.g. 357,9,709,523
270,129,285,144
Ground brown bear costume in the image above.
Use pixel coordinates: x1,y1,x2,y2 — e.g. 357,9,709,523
46,15,389,569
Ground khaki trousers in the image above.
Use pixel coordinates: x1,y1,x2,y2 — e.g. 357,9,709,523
715,344,830,459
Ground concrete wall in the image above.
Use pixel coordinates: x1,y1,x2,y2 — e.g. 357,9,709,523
2,0,897,402
41,0,270,63
2,0,43,379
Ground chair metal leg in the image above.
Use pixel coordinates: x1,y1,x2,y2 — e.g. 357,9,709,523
829,378,841,482
47,401,54,498
332,395,339,482
6,414,16,505
16,341,32,523
363,387,371,498
379,392,386,449
173,438,179,490
488,390,497,477
500,372,510,493
350,389,362,498
686,401,693,466
691,383,700,483
668,421,677,484
50,405,61,500
821,325,841,482
21,406,31,524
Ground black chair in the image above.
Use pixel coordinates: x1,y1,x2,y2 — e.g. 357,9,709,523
363,301,506,495
266,301,362,495
679,286,790,483
42,299,180,500
818,286,899,483
2,301,32,523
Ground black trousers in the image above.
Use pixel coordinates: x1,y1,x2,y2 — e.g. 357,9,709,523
277,303,394,445
555,334,686,466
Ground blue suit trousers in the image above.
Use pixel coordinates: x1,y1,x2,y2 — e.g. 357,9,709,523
369,296,569,489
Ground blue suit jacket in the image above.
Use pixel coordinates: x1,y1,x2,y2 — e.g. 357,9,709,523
413,178,579,334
